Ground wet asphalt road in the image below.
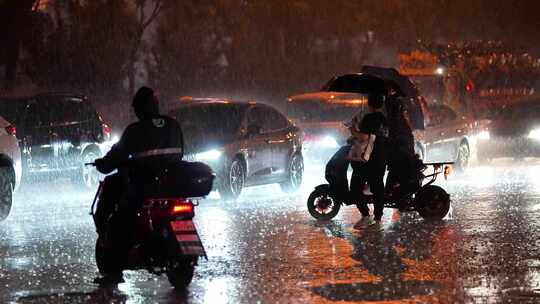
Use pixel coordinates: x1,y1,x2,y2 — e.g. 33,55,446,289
1,160,540,303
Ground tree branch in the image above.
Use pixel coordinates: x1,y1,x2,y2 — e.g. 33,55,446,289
32,0,41,11
142,0,162,30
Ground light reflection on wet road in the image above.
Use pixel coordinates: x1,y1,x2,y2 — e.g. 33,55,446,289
1,160,540,303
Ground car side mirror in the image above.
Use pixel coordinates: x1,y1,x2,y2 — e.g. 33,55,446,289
247,124,262,137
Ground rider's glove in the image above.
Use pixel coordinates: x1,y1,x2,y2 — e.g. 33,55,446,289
94,158,110,174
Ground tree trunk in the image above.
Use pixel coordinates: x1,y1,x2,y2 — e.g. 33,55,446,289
128,53,136,96
1,0,38,91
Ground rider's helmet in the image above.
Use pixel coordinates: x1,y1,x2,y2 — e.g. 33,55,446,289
133,86,160,121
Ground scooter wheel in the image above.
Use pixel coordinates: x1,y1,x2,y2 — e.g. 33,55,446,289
167,257,198,289
416,185,450,220
307,188,340,220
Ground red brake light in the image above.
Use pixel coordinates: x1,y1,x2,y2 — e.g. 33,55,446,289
171,199,193,214
102,124,111,140
5,125,16,136
465,80,474,92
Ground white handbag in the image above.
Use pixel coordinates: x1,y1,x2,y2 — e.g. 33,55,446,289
347,134,376,162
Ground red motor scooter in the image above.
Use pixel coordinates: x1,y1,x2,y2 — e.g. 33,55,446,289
89,160,214,289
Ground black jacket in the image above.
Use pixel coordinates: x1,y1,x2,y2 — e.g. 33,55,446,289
97,116,184,174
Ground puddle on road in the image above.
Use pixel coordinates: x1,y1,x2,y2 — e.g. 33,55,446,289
297,209,468,303
12,289,127,304
311,280,438,302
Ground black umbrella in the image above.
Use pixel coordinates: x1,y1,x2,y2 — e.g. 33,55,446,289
360,65,419,98
322,73,387,95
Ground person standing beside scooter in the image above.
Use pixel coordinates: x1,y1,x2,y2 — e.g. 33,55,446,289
349,93,389,229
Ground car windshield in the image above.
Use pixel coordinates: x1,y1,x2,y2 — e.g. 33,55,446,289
32,96,94,125
0,98,28,125
174,104,245,151
287,101,367,123
410,75,445,104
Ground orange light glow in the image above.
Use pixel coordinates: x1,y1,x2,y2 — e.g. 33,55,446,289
444,165,452,180
173,204,193,214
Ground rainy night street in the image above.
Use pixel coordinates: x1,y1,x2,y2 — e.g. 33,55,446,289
3,1,540,303
0,160,539,304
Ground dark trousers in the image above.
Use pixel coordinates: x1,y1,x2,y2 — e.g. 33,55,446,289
95,175,123,233
95,174,134,275
386,135,419,198
350,158,387,220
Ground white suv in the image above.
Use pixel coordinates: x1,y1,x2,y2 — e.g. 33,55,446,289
0,116,21,221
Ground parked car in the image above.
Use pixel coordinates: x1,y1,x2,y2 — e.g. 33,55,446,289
475,99,540,161
421,103,489,171
0,116,22,220
0,93,111,189
171,100,304,200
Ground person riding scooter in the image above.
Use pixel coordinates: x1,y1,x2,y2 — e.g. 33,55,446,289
385,90,424,205
92,86,184,285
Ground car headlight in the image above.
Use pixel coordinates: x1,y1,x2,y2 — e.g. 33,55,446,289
195,149,223,161
110,134,120,144
320,136,339,148
478,130,490,140
528,128,540,140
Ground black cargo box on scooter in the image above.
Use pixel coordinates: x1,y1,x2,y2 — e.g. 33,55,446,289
136,160,215,199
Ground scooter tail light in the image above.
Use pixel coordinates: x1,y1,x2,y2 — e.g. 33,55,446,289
171,199,194,215
5,125,16,136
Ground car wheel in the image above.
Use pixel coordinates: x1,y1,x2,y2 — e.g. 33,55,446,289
218,158,245,200
0,167,13,221
74,150,101,190
455,143,470,172
280,153,304,193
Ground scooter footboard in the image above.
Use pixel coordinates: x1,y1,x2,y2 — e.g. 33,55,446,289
170,220,207,258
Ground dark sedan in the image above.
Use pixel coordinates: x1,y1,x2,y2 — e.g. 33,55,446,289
0,93,111,189
477,99,540,161
171,100,304,200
